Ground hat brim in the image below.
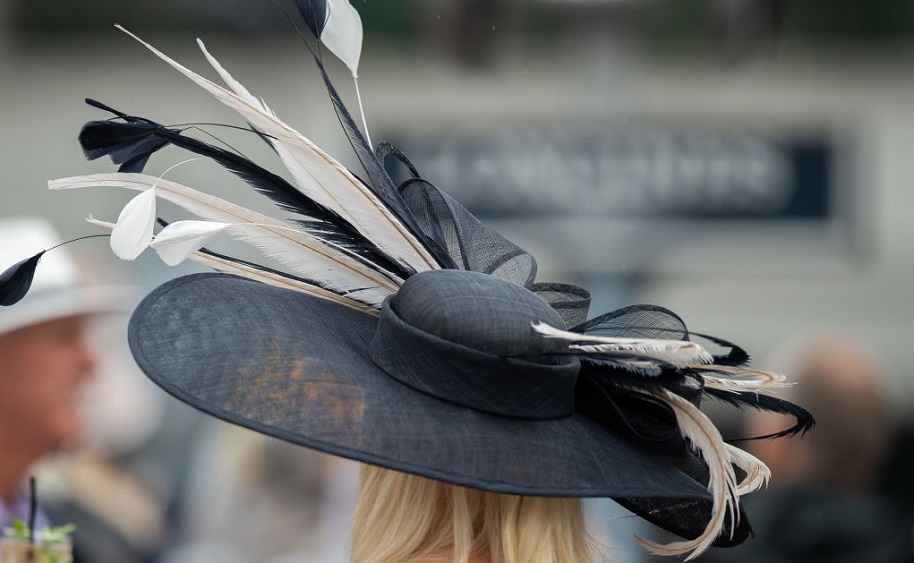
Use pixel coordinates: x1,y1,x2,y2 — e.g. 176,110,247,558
129,273,712,502
0,286,136,335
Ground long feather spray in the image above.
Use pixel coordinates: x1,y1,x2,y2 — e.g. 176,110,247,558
193,38,381,245
112,26,437,274
51,173,398,306
636,390,739,561
533,322,713,366
79,104,415,280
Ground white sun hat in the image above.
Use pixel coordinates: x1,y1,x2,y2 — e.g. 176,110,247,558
0,216,135,335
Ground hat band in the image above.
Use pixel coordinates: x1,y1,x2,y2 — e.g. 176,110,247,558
368,302,579,420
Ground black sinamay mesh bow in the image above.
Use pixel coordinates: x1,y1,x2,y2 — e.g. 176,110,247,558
2,3,814,559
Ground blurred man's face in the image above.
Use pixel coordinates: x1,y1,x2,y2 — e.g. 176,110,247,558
0,316,96,454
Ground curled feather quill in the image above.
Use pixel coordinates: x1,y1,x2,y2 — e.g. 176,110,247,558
726,444,770,496
705,387,816,440
636,389,739,561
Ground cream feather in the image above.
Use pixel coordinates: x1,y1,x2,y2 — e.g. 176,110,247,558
532,322,713,366
52,173,398,306
114,25,437,274
195,39,275,117
725,444,771,496
635,389,739,561
681,365,790,392
187,250,379,315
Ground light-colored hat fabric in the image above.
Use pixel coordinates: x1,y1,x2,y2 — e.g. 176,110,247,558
0,216,133,335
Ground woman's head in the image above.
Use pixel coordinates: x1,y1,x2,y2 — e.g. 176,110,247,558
350,464,595,563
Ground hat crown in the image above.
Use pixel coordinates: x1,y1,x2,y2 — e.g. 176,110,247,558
391,269,569,356
369,270,579,419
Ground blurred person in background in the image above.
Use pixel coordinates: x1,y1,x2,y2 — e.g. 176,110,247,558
700,332,913,563
0,216,166,562
0,216,107,529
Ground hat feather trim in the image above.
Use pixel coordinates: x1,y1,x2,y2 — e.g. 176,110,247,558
186,247,378,314
79,102,415,282
533,321,714,367
705,388,816,440
115,25,438,274
636,389,739,560
725,444,771,496
52,173,398,306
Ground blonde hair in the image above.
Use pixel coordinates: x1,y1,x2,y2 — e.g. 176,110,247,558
350,464,595,563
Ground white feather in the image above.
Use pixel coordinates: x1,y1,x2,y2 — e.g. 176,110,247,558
635,389,739,561
110,186,156,260
114,26,436,273
725,444,771,496
532,321,713,366
150,220,231,266
321,0,363,79
51,173,398,307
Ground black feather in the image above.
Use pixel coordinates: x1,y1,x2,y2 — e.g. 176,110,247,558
80,99,172,173
0,251,45,306
292,0,328,38
705,387,816,440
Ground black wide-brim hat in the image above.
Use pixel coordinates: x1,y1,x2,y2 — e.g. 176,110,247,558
29,16,815,560
132,270,709,501
131,267,753,549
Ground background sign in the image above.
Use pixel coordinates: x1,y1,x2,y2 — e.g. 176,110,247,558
389,123,852,276
392,125,834,220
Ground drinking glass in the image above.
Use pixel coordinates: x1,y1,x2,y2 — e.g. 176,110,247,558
0,529,72,563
